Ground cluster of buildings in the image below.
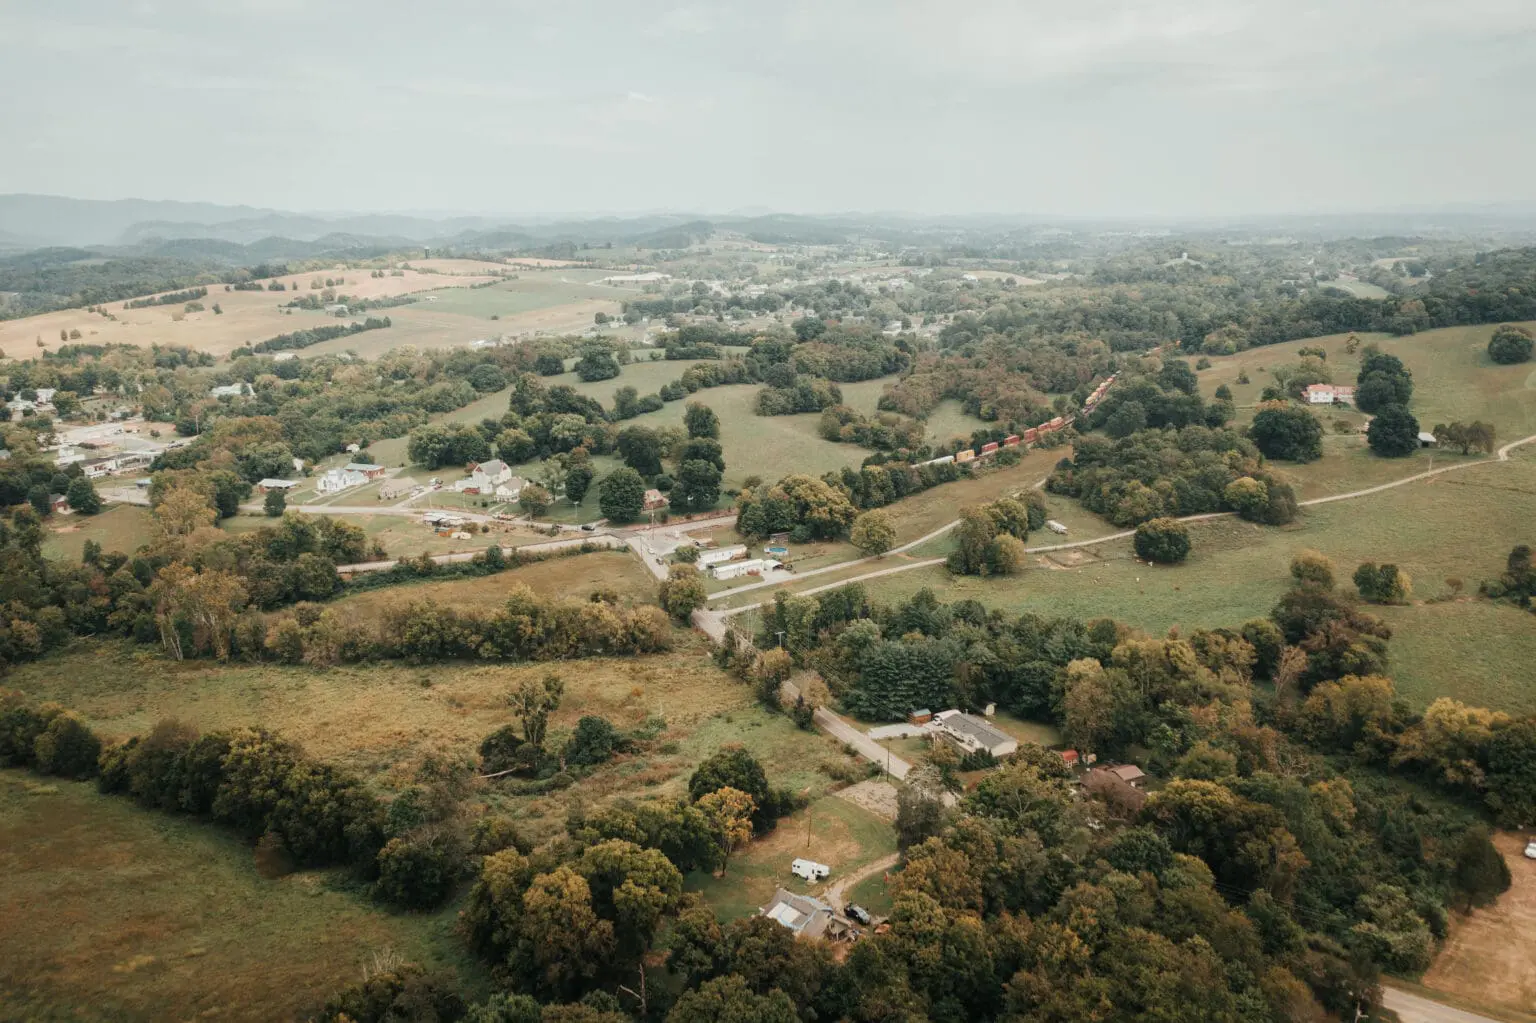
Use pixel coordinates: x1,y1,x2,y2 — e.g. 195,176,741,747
452,459,525,501
317,461,385,494
5,387,57,418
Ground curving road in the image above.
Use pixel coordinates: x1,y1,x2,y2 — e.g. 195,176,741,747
698,431,1536,629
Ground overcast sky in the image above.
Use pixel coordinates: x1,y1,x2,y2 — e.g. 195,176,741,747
2,0,1532,218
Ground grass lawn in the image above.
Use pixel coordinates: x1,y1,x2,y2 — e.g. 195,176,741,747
685,795,897,921
1196,322,1536,500
0,771,484,1023
846,869,895,918
42,504,155,560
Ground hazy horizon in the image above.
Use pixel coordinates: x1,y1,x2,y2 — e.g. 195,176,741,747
3,1,1534,218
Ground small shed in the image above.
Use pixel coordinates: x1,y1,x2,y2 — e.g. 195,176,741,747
908,709,933,725
1418,432,1439,448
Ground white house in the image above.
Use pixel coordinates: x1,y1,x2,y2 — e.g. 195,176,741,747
494,476,526,501
696,544,748,568
930,710,1018,758
34,388,56,406
317,468,367,494
1304,384,1356,405
209,382,254,398
469,459,513,485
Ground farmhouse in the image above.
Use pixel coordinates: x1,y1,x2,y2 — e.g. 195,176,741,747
495,477,526,501
469,459,513,485
930,710,1018,758
456,460,514,494
343,462,387,480
759,889,852,942
696,544,748,567
1304,384,1356,405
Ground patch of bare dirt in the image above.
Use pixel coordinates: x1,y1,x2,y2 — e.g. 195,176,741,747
834,780,899,822
1421,832,1536,1016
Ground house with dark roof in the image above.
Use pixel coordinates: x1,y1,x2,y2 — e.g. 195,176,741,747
931,710,1018,758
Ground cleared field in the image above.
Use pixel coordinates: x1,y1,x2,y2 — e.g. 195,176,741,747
42,504,154,560
1197,322,1536,500
0,263,505,359
686,795,897,921
1419,831,1536,1020
837,449,1536,713
394,270,613,319
710,451,1105,609
1,636,742,780
332,549,658,609
0,771,481,1023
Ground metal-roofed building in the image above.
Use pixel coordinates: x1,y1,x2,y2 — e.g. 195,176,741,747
931,710,1018,758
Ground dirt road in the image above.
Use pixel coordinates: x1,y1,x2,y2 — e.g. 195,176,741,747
335,533,625,574
1380,987,1504,1023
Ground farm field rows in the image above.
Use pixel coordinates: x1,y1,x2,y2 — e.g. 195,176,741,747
0,771,483,1023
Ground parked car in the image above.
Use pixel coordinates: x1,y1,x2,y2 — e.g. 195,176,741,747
1525,839,1536,860
845,904,872,925
581,523,597,532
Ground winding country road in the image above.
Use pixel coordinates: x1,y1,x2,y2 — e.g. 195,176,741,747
695,431,1536,632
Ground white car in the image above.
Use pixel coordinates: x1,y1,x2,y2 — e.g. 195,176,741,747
1525,839,1536,860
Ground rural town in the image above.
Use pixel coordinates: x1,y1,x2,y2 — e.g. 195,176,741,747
1,3,1535,1023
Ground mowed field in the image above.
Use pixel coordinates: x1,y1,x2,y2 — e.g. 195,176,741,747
739,447,1536,713
0,261,508,359
0,771,483,1023
1196,322,1536,500
301,270,628,358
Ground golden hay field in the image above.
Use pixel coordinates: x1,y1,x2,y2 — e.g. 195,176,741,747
0,262,504,358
